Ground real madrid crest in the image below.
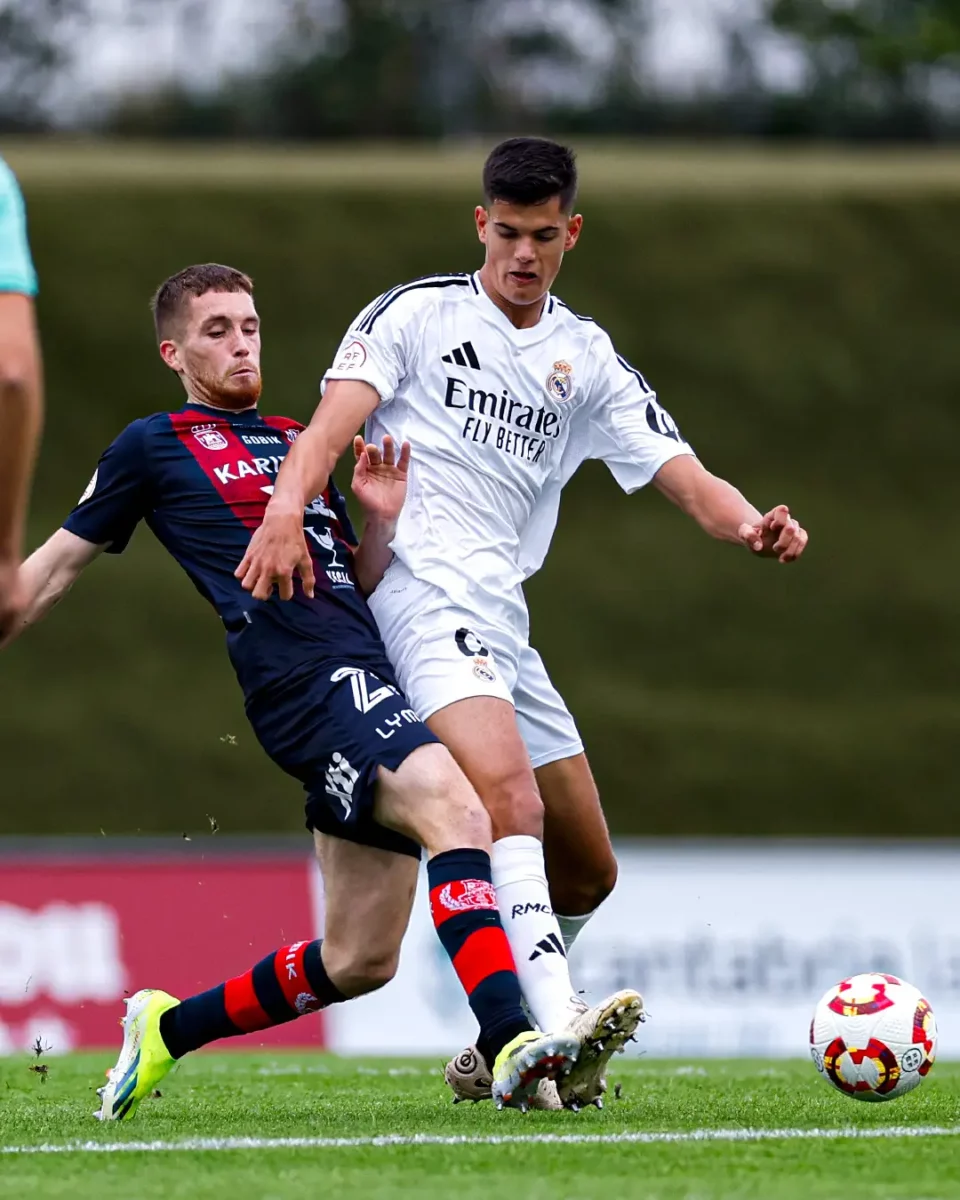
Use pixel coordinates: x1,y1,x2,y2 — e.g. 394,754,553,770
546,360,574,403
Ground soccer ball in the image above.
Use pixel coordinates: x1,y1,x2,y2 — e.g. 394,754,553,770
810,973,937,1102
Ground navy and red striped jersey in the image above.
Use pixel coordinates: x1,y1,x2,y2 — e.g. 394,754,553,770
64,401,388,693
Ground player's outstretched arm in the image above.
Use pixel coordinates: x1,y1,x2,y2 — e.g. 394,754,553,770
0,293,44,637
653,456,808,564
0,528,105,649
350,434,411,596
236,379,382,601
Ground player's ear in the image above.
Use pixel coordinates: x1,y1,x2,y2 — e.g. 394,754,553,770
159,339,182,373
564,214,583,252
475,205,489,244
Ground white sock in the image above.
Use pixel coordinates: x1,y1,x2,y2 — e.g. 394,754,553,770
555,910,595,956
491,834,579,1033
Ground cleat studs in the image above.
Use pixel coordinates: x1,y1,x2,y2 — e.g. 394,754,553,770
452,1096,462,1104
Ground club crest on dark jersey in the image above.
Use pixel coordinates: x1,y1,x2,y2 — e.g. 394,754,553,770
192,423,229,451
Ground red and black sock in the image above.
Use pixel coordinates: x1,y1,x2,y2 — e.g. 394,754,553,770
428,848,530,1061
158,938,345,1059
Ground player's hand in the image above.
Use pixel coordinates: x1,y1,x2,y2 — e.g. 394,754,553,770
737,504,808,563
351,435,411,524
235,510,315,601
0,557,26,646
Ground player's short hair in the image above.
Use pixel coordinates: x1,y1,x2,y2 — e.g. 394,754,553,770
482,137,578,212
151,263,254,341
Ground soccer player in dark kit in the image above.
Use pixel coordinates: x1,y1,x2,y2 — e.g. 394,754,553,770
3,263,583,1119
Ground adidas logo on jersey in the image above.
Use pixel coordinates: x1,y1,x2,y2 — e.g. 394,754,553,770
441,341,481,370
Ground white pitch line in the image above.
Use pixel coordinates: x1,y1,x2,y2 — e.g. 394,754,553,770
2,1125,959,1155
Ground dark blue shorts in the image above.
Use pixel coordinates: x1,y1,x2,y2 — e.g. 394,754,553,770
244,658,437,858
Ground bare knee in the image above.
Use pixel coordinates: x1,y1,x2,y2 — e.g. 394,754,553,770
425,697,544,840
322,941,400,999
483,766,544,840
550,851,618,916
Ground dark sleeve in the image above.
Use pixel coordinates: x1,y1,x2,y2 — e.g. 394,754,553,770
327,478,359,546
63,420,151,554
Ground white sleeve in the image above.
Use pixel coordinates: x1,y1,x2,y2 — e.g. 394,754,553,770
582,331,695,493
321,286,429,405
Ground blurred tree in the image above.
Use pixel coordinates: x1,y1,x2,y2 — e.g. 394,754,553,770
257,0,644,138
260,0,456,137
95,0,960,141
770,0,960,74
487,0,644,126
111,0,481,138
767,0,960,135
0,0,90,129
106,0,647,139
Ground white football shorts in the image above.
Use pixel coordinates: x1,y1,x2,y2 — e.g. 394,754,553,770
368,562,583,769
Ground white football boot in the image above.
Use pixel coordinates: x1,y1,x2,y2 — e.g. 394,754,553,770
557,989,644,1110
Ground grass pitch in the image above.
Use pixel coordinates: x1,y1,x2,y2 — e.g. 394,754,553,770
1,1054,958,1198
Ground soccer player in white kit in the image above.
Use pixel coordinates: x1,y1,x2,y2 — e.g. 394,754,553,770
238,138,808,1108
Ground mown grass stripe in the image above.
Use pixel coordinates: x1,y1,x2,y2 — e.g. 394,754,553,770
3,1125,959,1155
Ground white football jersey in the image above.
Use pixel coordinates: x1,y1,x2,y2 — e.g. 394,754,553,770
323,271,694,633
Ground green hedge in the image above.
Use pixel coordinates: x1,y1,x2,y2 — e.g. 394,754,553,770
3,177,959,837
